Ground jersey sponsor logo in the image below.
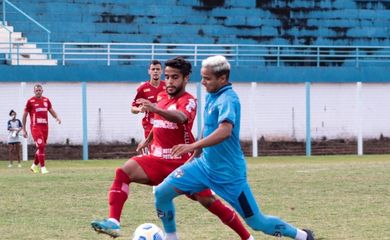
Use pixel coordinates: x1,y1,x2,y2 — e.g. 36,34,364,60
167,104,176,111
36,118,48,124
151,146,181,159
143,88,151,92
35,107,48,112
186,99,196,113
173,168,184,178
147,96,154,99
153,119,178,129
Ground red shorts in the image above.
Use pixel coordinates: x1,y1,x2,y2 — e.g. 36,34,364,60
132,155,212,198
31,126,48,146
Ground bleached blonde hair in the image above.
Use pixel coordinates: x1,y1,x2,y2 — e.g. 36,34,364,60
201,55,230,80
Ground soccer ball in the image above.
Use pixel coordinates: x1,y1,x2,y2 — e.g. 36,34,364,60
132,223,164,240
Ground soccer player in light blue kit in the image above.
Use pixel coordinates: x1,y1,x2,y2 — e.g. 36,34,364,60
154,55,315,240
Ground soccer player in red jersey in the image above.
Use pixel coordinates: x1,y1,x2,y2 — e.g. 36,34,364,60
91,57,253,240
21,84,61,174
131,60,166,138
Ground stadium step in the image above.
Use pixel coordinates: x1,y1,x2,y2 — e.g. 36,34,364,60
0,23,56,66
6,58,58,65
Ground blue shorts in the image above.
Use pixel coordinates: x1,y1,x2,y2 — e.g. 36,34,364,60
163,159,261,219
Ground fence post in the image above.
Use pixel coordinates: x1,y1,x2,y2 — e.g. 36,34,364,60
2,0,5,25
356,82,363,155
305,82,311,157
250,82,258,157
82,82,89,160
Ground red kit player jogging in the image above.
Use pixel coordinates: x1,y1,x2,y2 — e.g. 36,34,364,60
91,57,253,240
131,60,166,138
22,84,61,175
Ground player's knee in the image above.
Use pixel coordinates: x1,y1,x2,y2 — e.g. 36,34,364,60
195,194,216,208
154,183,178,203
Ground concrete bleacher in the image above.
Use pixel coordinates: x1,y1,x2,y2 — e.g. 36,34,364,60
1,0,389,45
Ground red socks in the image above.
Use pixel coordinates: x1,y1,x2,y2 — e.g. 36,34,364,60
34,149,39,165
34,148,45,167
108,168,131,222
208,199,251,240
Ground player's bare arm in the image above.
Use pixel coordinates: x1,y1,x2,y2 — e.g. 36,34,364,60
21,111,28,138
136,98,188,124
136,129,153,153
172,121,233,157
48,108,61,124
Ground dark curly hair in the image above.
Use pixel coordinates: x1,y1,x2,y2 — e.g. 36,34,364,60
164,57,192,77
9,110,16,116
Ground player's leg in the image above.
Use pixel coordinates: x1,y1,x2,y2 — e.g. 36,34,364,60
154,162,208,240
15,143,21,166
39,127,49,173
8,144,13,167
216,181,314,240
29,127,46,173
92,155,175,237
193,190,252,240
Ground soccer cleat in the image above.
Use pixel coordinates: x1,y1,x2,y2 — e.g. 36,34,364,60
18,164,22,168
91,219,121,238
303,229,315,240
30,165,39,173
8,164,13,168
41,167,49,174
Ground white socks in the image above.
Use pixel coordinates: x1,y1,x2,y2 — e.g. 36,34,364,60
108,218,120,226
247,235,255,240
164,232,178,240
295,229,308,240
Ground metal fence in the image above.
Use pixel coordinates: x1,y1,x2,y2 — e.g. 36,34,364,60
1,42,390,66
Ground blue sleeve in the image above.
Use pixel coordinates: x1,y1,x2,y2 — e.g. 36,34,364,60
217,98,236,126
17,119,22,128
7,120,11,130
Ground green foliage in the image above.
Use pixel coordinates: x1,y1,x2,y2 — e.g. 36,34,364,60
1,155,390,239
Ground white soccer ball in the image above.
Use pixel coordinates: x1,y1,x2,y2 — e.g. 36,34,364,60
132,223,164,240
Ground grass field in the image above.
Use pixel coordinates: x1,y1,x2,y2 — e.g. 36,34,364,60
1,155,390,240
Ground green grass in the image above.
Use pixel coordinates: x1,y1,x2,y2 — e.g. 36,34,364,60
1,155,390,240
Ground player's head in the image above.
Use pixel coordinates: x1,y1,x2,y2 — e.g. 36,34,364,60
148,60,162,82
9,110,16,119
33,84,43,98
164,57,192,97
201,55,231,93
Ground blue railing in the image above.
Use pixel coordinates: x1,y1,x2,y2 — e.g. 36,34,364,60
0,42,390,66
2,0,51,57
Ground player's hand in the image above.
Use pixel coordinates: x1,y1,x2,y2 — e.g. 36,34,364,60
136,99,157,113
22,129,28,138
172,144,195,157
136,138,150,155
56,117,61,124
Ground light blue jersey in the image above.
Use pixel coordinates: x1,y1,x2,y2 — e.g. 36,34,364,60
198,83,247,184
155,83,301,239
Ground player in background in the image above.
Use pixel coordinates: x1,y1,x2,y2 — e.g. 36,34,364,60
154,55,315,240
22,84,61,174
7,110,23,168
131,60,165,138
91,57,253,240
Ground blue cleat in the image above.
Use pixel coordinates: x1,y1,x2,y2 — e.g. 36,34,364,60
91,219,121,238
303,229,315,240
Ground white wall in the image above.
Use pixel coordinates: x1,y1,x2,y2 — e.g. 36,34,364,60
1,82,389,144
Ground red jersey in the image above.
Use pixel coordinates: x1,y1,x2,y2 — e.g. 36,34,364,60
24,96,52,127
151,91,197,162
132,81,166,135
